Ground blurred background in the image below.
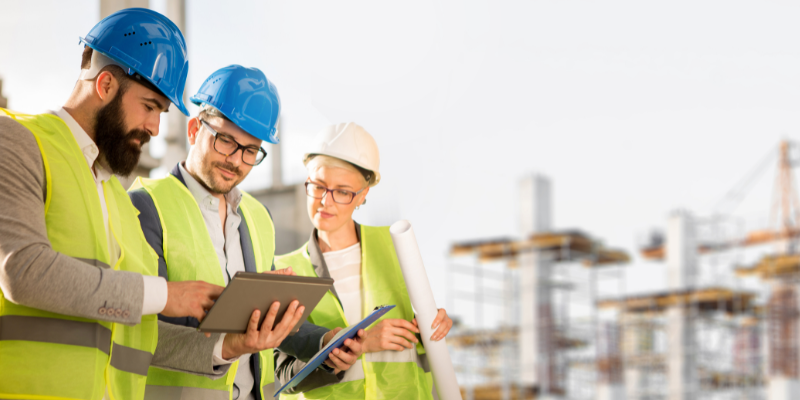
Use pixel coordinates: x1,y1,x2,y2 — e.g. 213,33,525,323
2,1,800,399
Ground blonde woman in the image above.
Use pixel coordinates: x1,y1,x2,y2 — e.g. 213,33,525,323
274,123,452,399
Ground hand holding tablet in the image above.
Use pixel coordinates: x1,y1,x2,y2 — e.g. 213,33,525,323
198,271,333,334
221,298,306,359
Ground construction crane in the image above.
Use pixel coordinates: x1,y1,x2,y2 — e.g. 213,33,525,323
640,140,800,262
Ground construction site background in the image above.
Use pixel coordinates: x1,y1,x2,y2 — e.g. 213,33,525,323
2,2,800,399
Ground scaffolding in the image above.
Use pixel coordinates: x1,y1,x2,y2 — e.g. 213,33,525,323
448,230,630,400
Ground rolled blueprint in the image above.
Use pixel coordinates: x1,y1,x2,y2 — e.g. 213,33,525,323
390,220,462,400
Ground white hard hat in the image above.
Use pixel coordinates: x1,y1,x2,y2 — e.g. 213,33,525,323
304,122,381,187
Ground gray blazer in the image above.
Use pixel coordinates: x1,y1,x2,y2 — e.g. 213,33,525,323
129,164,332,399
0,114,229,378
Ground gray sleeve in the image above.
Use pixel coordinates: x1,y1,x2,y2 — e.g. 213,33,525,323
151,321,231,378
274,350,343,394
277,321,329,361
274,322,346,393
0,115,144,325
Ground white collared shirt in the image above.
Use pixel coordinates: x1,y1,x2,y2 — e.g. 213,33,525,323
54,108,168,315
178,163,253,400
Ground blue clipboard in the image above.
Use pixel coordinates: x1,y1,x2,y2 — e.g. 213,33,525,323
273,305,396,397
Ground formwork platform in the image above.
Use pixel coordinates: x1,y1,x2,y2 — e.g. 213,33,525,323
449,231,629,266
597,287,758,314
736,254,800,278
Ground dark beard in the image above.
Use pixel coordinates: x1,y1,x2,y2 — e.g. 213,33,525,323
93,91,151,177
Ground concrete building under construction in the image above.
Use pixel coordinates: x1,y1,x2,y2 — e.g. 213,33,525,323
446,140,800,400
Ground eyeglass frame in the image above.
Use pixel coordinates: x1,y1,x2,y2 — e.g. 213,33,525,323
304,180,366,204
199,119,268,166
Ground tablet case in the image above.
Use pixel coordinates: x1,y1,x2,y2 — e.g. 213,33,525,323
198,271,334,333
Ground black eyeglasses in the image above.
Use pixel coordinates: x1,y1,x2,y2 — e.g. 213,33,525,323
305,181,365,204
200,119,267,166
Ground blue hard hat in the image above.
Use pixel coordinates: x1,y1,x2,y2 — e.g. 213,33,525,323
190,65,281,144
80,8,190,116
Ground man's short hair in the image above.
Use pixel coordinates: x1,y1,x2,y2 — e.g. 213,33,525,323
80,46,166,100
198,105,231,123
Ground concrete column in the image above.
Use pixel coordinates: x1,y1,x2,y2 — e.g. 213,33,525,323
768,378,800,400
665,211,697,400
667,307,695,400
624,367,641,400
666,211,697,291
270,120,283,189
518,175,559,397
0,78,8,108
100,0,149,18
159,0,188,171
596,385,626,400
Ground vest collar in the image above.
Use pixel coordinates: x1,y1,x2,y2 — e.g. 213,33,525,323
307,222,361,301
169,163,258,273
170,163,187,186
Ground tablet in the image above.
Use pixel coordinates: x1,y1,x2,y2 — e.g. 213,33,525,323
198,271,334,334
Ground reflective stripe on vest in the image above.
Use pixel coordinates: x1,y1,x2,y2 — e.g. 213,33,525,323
274,225,434,400
130,175,277,399
0,315,112,353
143,386,229,400
0,109,159,400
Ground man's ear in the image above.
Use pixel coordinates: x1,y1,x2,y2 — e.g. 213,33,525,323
94,71,119,105
187,117,200,145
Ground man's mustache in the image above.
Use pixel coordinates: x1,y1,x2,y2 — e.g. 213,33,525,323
128,129,151,148
212,161,241,177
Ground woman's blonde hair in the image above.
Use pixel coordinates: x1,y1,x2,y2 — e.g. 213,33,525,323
305,155,372,187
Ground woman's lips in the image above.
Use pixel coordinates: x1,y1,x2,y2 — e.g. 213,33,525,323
319,211,334,219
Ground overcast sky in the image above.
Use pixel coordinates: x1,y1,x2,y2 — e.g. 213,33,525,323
2,0,799,327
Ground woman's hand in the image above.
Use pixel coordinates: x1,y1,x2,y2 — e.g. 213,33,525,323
323,328,366,374
412,308,453,342
361,319,419,353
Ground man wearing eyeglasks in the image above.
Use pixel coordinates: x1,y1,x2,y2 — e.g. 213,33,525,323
127,65,363,400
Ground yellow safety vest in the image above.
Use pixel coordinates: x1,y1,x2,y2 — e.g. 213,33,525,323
275,225,433,400
0,109,159,400
130,174,276,400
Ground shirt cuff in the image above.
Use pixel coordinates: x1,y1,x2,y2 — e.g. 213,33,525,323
212,334,237,366
141,275,168,315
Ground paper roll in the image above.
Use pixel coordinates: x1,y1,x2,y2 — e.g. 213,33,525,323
390,220,462,400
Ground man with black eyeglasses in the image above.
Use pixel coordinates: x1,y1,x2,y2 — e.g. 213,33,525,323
128,65,363,400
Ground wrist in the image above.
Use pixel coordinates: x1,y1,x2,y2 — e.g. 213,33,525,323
221,334,241,360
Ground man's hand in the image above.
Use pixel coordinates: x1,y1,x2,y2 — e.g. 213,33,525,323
322,328,365,373
412,308,453,342
161,281,224,322
264,267,296,276
361,319,419,353
221,300,305,359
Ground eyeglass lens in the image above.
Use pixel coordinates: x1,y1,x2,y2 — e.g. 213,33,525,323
213,133,265,165
305,183,356,204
